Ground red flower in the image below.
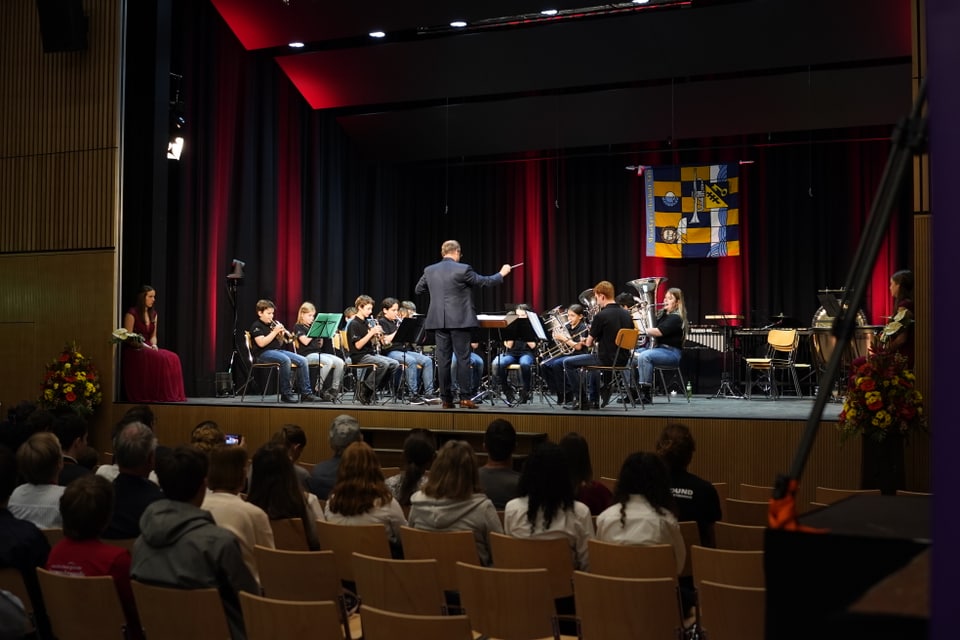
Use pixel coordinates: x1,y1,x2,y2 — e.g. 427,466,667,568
65,391,76,402
58,353,69,362
858,378,876,392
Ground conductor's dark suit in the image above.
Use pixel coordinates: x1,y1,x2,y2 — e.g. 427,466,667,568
416,257,503,402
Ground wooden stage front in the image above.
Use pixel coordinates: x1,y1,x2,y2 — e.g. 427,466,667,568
105,392,931,508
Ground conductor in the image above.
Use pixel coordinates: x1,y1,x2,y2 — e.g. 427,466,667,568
416,240,512,409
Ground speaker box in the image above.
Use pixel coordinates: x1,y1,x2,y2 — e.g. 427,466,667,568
36,0,88,53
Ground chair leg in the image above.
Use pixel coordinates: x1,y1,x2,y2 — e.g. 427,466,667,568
657,369,671,403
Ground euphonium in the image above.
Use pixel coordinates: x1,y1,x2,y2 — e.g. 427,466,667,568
539,308,576,364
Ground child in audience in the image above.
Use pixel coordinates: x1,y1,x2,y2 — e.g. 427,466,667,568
247,443,321,550
558,432,613,515
385,429,436,507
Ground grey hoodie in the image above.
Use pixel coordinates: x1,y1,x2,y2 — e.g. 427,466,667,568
407,491,503,565
131,499,259,640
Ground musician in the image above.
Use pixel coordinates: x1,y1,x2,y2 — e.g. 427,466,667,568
492,305,538,405
249,299,320,403
634,287,688,404
378,297,436,403
415,239,512,410
346,295,399,405
562,281,634,410
871,269,915,369
541,304,590,404
293,301,345,402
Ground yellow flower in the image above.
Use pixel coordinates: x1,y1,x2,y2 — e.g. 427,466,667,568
871,411,892,428
43,389,54,400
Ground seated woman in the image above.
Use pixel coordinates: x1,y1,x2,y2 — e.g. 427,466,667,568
121,285,186,403
595,451,686,575
558,432,613,516
503,442,593,571
384,429,436,508
324,442,407,554
408,440,503,565
246,443,321,550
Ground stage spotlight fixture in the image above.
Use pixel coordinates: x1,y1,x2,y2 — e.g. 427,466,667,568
167,73,186,161
227,259,246,280
450,20,467,28
369,30,386,38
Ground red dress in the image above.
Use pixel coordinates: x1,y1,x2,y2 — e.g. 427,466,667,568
121,308,186,402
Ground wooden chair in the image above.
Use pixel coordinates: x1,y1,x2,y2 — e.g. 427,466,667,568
573,571,683,640
268,517,311,551
238,592,342,640
36,568,129,640
690,545,766,591
712,481,730,505
399,527,480,592
814,486,881,504
738,483,773,501
677,520,701,578
130,581,231,639
587,540,677,579
598,476,617,493
240,331,282,402
697,580,766,640
253,546,356,639
315,521,391,583
714,522,766,551
359,604,473,640
744,328,807,399
581,328,641,410
295,460,315,475
0,567,35,635
723,498,770,526
380,466,401,479
488,531,574,599
455,563,562,640
896,489,932,496
41,528,64,547
352,553,446,615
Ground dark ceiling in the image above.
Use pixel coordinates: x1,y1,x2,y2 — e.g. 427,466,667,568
209,0,913,162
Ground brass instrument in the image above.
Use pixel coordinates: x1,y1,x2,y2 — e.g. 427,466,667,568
270,321,296,344
578,288,600,321
366,317,383,354
539,306,576,364
628,276,667,348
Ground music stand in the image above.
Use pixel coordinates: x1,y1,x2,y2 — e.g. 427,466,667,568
306,313,342,339
473,312,517,405
497,311,548,406
707,313,744,398
387,315,426,401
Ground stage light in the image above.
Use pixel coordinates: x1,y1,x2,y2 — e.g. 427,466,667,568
450,20,467,28
166,135,184,160
369,30,386,38
227,259,246,280
167,72,185,161
288,41,305,48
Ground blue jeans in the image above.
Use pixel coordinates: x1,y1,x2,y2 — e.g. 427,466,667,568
258,349,311,395
304,352,345,391
562,353,602,401
385,349,435,395
635,345,682,385
451,352,483,395
493,353,535,393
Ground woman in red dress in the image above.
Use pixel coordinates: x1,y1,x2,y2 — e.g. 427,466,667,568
121,285,186,402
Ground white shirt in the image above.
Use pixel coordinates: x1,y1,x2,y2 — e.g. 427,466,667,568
503,496,594,571
8,483,66,529
595,494,686,574
96,464,159,485
323,496,407,545
201,491,275,584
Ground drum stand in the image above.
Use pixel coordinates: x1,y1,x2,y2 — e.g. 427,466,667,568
713,322,744,398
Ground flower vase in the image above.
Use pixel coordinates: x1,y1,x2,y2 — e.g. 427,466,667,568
860,434,905,495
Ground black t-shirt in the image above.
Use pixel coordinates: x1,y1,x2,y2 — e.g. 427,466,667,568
590,303,634,365
655,312,685,349
347,316,376,357
294,323,322,357
669,469,722,544
249,319,282,357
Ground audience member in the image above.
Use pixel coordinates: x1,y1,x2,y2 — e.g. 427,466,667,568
655,423,722,547
8,432,66,528
102,422,163,540
0,444,51,639
202,446,275,585
190,420,227,454
247,444,321,551
385,429,436,507
97,405,163,483
53,412,92,486
76,445,100,471
131,445,258,640
46,475,143,639
266,424,310,489
408,440,502,565
324,441,407,555
0,401,41,453
477,419,521,509
503,442,593,570
558,432,613,515
308,414,362,499
595,452,686,574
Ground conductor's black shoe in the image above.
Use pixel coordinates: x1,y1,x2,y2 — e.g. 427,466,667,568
281,393,299,403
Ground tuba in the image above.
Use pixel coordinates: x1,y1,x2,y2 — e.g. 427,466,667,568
578,288,600,321
628,277,667,348
539,306,574,364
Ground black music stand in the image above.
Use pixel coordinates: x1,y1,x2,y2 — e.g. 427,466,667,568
710,314,744,398
390,315,425,401
472,312,517,405
306,313,342,339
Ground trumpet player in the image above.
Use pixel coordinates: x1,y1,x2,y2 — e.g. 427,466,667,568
541,304,590,404
250,299,320,403
634,287,687,404
347,295,399,405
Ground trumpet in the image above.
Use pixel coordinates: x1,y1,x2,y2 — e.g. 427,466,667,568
270,321,296,344
366,318,383,354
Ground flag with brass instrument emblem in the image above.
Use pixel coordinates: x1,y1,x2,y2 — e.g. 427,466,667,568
643,163,740,258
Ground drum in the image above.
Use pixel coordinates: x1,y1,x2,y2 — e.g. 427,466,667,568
810,306,880,369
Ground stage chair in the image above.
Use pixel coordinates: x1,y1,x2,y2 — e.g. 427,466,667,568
352,553,446,615
697,580,766,640
336,329,379,404
690,545,766,592
238,592,342,640
359,604,473,640
580,328,641,410
268,517,311,551
654,359,689,403
290,339,323,393
574,571,683,640
739,483,774,501
587,540,677,580
488,531,574,599
714,522,766,551
677,520,701,578
0,567,36,635
315,521,391,584
399,527,481,592
744,328,806,399
240,331,281,403
131,580,230,639
36,568,129,640
723,498,770,526
253,546,356,639
455,563,563,640
814,486,882,504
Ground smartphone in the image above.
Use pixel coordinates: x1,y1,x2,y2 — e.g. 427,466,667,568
225,433,242,446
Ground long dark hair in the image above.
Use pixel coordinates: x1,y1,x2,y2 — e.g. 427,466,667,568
134,285,157,324
558,432,594,488
247,443,319,549
518,442,575,531
396,430,436,506
891,269,914,307
613,452,677,528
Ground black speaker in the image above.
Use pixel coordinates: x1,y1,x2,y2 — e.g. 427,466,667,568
36,0,88,53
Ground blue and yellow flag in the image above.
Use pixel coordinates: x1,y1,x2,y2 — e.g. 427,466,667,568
644,163,740,258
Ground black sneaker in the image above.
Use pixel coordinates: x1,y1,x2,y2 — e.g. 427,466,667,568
408,395,426,405
322,390,339,402
281,393,299,403
599,383,613,408
301,393,322,402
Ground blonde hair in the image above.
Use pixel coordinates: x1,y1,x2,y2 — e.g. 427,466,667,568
296,301,316,325
665,287,688,336
422,441,480,501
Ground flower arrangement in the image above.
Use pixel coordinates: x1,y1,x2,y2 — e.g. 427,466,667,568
39,343,102,416
838,351,926,443
111,327,144,345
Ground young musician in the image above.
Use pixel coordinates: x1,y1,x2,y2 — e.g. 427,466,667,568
540,304,590,405
634,287,687,404
378,297,436,403
346,295,399,405
294,301,345,402
249,299,319,404
492,304,538,405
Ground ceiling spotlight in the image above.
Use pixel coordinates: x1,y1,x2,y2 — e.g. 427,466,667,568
449,20,468,28
369,30,386,38
541,9,558,16
288,41,305,48
632,0,651,4
167,136,184,161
